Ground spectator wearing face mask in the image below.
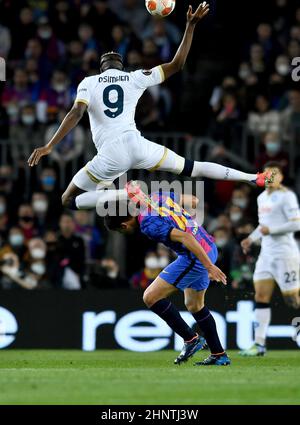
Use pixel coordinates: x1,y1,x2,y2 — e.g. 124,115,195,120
18,204,38,241
89,257,129,289
74,210,103,260
230,188,253,217
230,220,260,290
213,227,234,280
7,227,27,261
247,94,280,136
57,213,85,289
130,251,162,290
31,192,51,234
228,204,243,226
39,70,75,112
25,237,49,288
255,131,289,175
36,16,64,63
10,104,45,162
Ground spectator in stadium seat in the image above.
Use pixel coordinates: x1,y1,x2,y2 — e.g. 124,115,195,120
18,204,38,241
48,0,79,43
255,131,289,175
57,213,85,289
31,192,50,234
24,38,53,83
26,237,50,288
36,16,65,63
74,210,103,260
111,25,130,58
228,204,243,225
10,7,36,59
78,23,98,52
37,167,61,220
108,0,149,37
2,69,33,124
209,76,238,114
89,257,129,289
39,70,75,111
213,227,235,281
247,94,280,136
7,227,27,262
280,89,300,144
44,229,63,288
130,251,162,290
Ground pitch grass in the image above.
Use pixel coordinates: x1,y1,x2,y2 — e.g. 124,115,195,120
0,350,299,405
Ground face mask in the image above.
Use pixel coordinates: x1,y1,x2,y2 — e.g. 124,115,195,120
215,238,228,248
158,256,169,268
107,270,118,279
38,29,52,40
30,248,46,260
239,69,250,80
53,83,67,93
276,64,289,76
33,200,48,213
230,212,242,223
7,105,18,117
31,262,46,275
145,257,159,269
9,234,24,247
22,115,35,125
266,142,281,155
0,203,6,214
42,176,55,187
232,198,248,209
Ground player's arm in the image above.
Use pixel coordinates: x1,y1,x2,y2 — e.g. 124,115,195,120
160,2,210,80
28,101,87,167
241,226,262,254
170,228,227,284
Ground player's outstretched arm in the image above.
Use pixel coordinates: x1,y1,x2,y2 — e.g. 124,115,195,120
170,228,227,285
160,2,209,80
28,101,87,167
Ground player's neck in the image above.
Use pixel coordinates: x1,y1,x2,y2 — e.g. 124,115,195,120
266,184,282,194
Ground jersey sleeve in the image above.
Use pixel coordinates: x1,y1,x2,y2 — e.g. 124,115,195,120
140,216,174,243
131,66,165,90
75,78,90,106
283,191,300,221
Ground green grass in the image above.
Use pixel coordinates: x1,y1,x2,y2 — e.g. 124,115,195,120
0,350,299,405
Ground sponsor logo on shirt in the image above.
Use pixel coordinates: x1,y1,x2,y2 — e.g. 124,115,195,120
142,70,152,76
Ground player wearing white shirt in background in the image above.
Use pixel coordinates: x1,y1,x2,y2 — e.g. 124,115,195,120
28,2,272,210
240,162,300,357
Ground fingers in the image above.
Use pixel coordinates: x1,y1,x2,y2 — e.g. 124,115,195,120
28,149,40,167
194,2,210,18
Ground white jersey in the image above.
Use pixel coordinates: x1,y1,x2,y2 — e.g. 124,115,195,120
253,187,300,258
75,66,165,150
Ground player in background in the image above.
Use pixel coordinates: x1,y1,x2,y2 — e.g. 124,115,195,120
28,2,272,210
239,162,300,357
104,181,231,366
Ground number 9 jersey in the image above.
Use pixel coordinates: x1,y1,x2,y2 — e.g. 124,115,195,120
75,66,165,151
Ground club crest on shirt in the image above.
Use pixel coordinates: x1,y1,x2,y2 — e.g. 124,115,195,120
142,69,152,76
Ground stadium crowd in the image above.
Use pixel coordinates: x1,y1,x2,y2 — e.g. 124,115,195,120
0,0,300,290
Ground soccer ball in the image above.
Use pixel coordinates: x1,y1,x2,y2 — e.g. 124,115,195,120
145,0,176,17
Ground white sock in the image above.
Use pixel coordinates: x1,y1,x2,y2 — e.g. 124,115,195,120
191,162,257,182
75,189,128,209
254,306,271,346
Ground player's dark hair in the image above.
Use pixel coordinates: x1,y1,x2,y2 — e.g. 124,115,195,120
104,201,132,231
263,161,284,174
100,51,124,72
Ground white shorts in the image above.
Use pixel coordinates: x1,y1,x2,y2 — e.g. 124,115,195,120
253,254,300,294
72,130,184,191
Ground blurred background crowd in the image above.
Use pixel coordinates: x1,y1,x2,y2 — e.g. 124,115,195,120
0,0,300,290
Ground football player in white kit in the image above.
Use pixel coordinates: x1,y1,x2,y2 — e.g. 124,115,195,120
28,2,272,210
240,161,300,357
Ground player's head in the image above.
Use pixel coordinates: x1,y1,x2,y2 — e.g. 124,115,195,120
263,161,284,189
99,51,124,73
104,201,138,235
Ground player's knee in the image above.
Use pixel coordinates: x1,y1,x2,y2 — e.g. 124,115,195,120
283,295,300,309
143,289,157,308
184,298,204,313
254,292,270,303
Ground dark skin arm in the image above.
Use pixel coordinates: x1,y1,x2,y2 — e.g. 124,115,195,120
28,101,87,167
170,228,227,285
161,2,210,80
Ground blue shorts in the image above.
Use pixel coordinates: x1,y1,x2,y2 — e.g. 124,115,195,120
159,244,218,292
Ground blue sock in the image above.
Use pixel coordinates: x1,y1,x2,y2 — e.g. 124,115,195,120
192,306,224,355
150,299,196,342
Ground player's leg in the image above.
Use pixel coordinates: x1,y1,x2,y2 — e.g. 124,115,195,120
139,141,271,186
184,289,230,366
143,276,197,343
282,291,300,309
276,257,300,309
61,179,86,209
240,278,275,356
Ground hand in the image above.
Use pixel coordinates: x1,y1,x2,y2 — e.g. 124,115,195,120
187,2,210,26
241,237,252,254
28,145,52,167
260,226,270,235
207,264,227,285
